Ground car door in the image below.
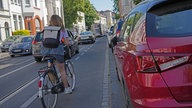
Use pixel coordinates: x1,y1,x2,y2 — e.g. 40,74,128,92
114,14,137,83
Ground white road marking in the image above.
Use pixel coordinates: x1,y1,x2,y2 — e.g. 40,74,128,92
0,77,38,105
0,62,36,79
20,92,38,108
0,64,12,69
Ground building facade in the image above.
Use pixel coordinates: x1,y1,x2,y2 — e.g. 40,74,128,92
0,0,64,40
0,0,11,41
119,0,135,18
100,10,115,28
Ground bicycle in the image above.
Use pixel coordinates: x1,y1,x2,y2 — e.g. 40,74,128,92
37,55,75,108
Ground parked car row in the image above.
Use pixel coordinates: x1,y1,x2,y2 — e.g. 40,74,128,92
0,35,21,52
0,29,99,61
111,0,192,108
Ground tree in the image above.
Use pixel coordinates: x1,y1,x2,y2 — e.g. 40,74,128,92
83,0,99,30
112,0,120,19
63,0,84,29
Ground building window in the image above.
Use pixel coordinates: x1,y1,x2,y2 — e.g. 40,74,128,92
19,16,23,29
11,0,14,4
25,0,30,7
0,0,3,9
34,0,37,7
13,15,18,30
5,22,10,37
35,19,40,32
18,0,21,5
53,7,56,14
57,7,59,15
14,0,17,4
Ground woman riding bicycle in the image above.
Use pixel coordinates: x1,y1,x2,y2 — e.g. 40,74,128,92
41,14,72,94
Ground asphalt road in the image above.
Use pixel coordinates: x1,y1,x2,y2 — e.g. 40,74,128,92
0,37,125,108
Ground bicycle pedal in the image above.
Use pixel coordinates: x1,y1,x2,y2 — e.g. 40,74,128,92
51,82,64,94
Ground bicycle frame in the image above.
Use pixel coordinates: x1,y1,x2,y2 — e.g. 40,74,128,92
38,59,58,98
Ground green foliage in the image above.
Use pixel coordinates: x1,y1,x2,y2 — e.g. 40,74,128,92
134,0,142,5
12,30,30,36
84,0,99,30
63,0,84,28
112,0,119,13
112,0,120,19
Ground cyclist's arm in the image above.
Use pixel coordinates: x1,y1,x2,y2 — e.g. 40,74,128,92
61,30,70,46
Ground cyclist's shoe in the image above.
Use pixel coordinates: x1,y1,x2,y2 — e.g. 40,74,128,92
65,87,72,94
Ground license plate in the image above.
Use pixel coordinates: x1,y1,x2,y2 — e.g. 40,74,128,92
81,37,88,39
13,49,21,52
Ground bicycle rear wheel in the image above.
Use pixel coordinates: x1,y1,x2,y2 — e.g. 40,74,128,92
40,72,58,108
65,60,75,90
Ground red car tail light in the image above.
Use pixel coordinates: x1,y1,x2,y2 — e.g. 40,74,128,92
136,55,190,72
32,40,38,45
136,55,158,72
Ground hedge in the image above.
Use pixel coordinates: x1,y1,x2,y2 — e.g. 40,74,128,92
12,30,30,36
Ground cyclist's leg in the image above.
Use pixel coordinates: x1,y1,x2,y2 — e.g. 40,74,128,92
54,55,69,88
56,62,69,87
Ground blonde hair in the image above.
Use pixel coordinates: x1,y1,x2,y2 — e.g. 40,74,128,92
49,15,65,30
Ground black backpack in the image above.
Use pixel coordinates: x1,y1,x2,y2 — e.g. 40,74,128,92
42,26,61,48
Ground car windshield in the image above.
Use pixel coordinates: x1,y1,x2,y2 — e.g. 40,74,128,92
15,37,32,43
80,31,92,35
147,2,192,37
4,36,18,41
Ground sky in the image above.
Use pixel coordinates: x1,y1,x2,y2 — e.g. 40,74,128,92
90,0,114,11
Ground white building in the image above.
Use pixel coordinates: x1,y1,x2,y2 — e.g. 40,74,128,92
0,0,11,41
73,11,86,34
9,0,24,32
100,10,115,28
92,13,107,36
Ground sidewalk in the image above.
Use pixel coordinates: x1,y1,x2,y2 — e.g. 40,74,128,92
0,52,9,59
108,48,126,108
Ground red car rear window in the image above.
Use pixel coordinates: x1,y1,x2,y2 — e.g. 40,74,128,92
146,0,192,37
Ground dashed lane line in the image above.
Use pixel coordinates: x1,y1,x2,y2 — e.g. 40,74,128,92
20,92,38,108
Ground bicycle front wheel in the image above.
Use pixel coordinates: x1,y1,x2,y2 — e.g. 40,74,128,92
41,72,58,108
65,60,75,90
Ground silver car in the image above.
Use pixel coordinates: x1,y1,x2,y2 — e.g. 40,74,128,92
9,36,33,57
32,30,79,62
79,31,96,44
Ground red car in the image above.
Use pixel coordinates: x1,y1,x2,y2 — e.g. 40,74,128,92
112,0,192,108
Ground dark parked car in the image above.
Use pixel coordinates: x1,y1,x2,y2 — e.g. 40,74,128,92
32,30,79,62
78,31,96,44
112,0,192,108
0,36,20,52
9,36,33,57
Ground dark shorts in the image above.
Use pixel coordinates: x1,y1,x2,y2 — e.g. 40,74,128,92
54,55,65,63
